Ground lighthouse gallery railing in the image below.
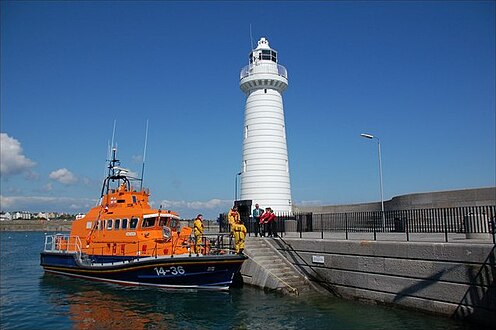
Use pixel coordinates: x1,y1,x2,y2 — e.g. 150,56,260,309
240,63,288,80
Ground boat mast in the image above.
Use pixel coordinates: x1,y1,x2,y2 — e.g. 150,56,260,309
140,120,149,191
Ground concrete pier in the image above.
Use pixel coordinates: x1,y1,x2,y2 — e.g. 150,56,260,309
240,235,495,327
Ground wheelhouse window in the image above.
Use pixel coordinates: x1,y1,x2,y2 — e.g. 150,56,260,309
142,217,156,228
106,219,113,230
98,220,104,230
122,218,128,229
132,196,137,204
114,219,121,230
130,217,139,229
159,217,168,227
170,218,180,231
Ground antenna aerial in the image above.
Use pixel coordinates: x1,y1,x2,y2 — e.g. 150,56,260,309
110,119,117,152
139,119,149,190
249,23,254,50
104,120,117,181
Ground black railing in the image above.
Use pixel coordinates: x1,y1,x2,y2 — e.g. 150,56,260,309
220,205,496,243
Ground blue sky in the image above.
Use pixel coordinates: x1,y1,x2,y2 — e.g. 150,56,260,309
1,1,495,219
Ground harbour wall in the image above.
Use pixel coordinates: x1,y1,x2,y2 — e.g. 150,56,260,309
0,220,72,232
295,187,496,213
262,238,495,326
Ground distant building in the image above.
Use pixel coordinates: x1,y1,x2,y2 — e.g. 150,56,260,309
37,212,49,220
13,211,32,220
0,212,12,221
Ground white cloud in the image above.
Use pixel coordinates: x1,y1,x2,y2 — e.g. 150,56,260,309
0,195,15,209
160,198,230,210
298,200,323,206
0,133,36,176
49,168,78,185
0,195,97,212
42,183,53,192
132,154,143,163
158,198,232,219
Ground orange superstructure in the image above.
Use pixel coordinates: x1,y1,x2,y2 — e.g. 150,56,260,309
66,149,199,259
41,147,246,291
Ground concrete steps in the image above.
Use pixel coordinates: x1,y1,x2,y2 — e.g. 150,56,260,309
240,237,312,295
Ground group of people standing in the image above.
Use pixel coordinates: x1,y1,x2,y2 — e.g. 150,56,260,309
252,204,278,237
192,203,278,256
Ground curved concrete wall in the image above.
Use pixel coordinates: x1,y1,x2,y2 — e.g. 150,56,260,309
296,187,496,214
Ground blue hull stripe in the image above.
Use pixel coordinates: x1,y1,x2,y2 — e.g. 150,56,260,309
45,269,231,291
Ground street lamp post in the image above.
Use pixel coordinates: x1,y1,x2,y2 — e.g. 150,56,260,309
361,133,385,231
234,172,242,201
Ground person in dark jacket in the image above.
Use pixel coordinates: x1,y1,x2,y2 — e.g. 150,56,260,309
252,204,264,237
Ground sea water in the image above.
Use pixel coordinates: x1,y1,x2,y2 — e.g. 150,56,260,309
0,232,477,329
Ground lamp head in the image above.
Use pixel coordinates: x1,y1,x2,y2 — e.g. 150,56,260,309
360,133,374,139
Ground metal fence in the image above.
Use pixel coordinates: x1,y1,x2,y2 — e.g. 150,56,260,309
220,205,496,243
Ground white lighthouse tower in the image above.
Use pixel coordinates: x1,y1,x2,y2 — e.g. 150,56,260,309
239,37,292,213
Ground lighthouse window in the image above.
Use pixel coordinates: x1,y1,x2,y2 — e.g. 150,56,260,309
130,217,139,229
261,49,271,60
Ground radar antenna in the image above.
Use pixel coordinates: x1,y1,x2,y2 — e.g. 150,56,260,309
139,120,149,190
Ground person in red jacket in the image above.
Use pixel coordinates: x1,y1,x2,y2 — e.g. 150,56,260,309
266,208,277,237
259,207,271,237
260,207,277,237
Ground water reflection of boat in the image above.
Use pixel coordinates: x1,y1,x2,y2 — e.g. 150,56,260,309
40,274,171,329
40,148,246,290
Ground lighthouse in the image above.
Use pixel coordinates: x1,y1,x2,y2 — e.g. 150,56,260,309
239,37,292,213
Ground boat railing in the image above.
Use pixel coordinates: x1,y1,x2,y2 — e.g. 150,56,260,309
79,232,237,259
201,233,235,255
44,234,82,259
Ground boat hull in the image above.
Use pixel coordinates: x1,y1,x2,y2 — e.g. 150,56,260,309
40,252,247,290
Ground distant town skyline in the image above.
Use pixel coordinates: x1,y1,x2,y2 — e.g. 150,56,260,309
1,1,495,219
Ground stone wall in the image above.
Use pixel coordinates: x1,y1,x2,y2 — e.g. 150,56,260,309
268,238,495,327
0,220,72,232
295,187,496,214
